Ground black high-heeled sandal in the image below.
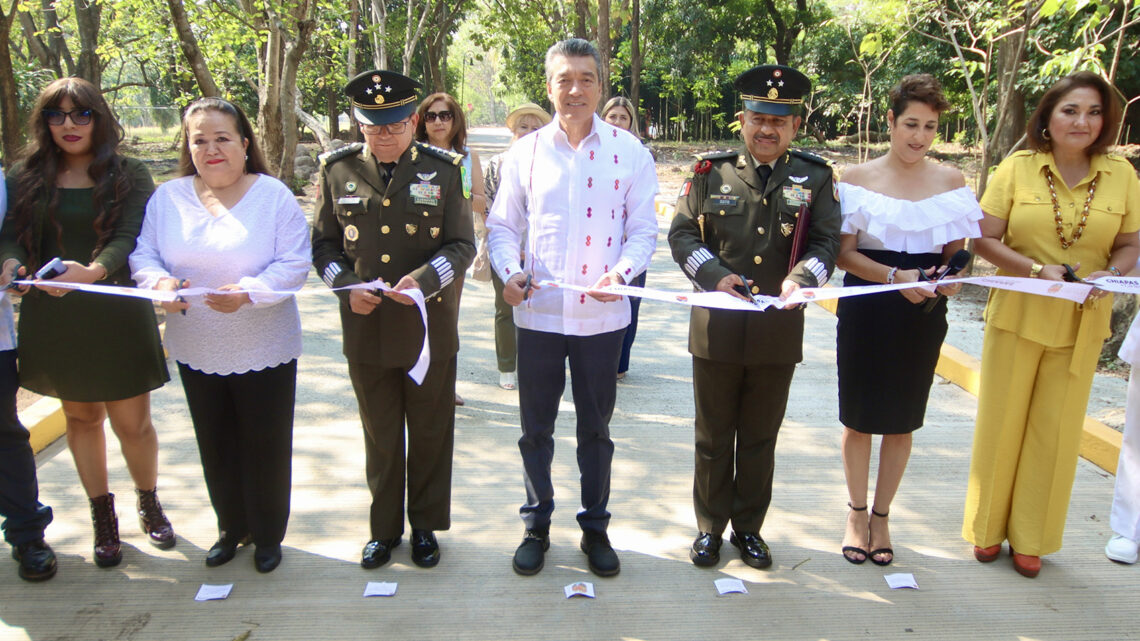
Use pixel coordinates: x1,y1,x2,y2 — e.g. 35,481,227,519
869,507,894,566
841,503,869,565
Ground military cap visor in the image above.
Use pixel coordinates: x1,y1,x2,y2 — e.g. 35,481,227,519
735,65,810,117
345,70,422,126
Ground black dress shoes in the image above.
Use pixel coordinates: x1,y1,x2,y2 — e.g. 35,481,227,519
361,538,400,569
690,532,722,567
205,533,250,567
580,530,620,577
12,540,57,582
730,531,772,569
410,530,440,568
513,528,549,575
254,544,282,573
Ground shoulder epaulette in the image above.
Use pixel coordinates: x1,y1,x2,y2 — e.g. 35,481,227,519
694,150,738,162
789,149,830,166
319,143,363,167
416,141,464,166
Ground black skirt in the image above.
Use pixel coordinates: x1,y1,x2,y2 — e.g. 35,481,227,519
836,249,948,434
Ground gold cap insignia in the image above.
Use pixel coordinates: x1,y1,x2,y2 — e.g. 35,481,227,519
374,95,385,105
429,226,440,238
406,223,418,235
768,88,779,99
344,224,359,242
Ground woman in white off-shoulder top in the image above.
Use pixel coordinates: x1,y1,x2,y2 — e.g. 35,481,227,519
129,98,310,573
834,75,981,567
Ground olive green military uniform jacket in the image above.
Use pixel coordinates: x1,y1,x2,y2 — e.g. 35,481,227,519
668,148,841,365
312,141,475,368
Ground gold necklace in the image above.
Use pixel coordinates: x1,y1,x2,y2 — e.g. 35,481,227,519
1045,168,1096,250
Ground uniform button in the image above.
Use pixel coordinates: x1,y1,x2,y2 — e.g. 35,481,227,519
381,254,391,263
381,225,390,234
757,226,765,235
763,198,768,205
754,256,762,265
383,198,391,207
751,285,760,294
1068,202,1074,208
422,211,429,217
719,210,725,215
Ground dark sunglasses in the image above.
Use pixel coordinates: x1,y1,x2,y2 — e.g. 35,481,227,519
43,108,93,126
424,110,453,123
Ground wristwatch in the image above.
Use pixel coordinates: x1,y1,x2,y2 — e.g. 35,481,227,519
1029,262,1044,278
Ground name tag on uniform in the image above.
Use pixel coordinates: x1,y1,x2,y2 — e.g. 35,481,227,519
338,196,362,205
410,182,441,206
711,195,739,207
782,185,811,206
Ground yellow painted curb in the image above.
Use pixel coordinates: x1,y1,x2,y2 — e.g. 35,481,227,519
813,294,1120,474
22,396,66,454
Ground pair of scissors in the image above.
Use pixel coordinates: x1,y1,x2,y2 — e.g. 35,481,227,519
522,274,534,301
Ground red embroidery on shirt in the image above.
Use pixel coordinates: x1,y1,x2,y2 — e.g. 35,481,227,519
586,235,592,246
588,177,593,188
614,154,619,164
580,294,586,304
607,237,612,247
625,268,632,275
614,179,620,190
590,150,596,160
505,268,511,275
587,207,592,218
582,264,588,275
604,264,609,272
611,209,615,220
612,129,617,137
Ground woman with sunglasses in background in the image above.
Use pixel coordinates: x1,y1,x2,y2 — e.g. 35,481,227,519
0,77,173,569
416,93,484,406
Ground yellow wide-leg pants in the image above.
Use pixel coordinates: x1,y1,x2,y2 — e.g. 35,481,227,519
962,325,1099,556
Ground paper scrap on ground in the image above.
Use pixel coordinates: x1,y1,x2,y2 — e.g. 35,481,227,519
364,581,398,597
564,581,595,598
884,573,919,589
714,578,749,595
195,584,233,601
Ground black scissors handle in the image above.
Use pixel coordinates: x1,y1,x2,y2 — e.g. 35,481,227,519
1062,264,1085,283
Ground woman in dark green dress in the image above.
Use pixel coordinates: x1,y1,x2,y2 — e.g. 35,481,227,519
0,77,173,568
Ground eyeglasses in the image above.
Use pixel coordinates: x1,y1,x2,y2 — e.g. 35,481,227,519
43,109,93,126
361,119,410,135
424,110,453,123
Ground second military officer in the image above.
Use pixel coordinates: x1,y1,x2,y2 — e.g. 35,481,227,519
311,70,474,570
668,65,841,569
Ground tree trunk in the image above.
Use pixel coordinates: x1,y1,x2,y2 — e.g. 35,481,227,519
630,0,640,122
597,0,611,102
296,98,331,151
574,0,589,39
326,76,339,141
167,0,220,97
0,0,22,162
74,0,102,86
43,0,73,75
17,10,59,75
989,10,1027,166
370,0,388,69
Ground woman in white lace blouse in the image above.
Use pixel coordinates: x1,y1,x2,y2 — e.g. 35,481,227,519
834,75,981,566
129,98,310,574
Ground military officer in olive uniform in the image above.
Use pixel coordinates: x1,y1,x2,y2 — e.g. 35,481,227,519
668,65,841,569
311,70,474,570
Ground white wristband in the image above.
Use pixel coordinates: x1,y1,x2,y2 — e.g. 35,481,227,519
886,266,899,284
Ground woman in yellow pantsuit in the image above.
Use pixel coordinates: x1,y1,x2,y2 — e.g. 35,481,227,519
965,71,1140,578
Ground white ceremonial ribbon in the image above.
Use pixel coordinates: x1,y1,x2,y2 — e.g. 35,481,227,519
1087,276,1140,295
16,278,432,385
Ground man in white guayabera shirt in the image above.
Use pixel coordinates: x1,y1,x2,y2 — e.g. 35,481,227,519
486,38,658,579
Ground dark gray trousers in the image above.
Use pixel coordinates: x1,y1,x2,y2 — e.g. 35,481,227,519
516,328,624,533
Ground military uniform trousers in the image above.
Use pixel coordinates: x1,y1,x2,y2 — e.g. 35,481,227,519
491,271,517,374
179,360,296,547
692,355,795,535
349,356,456,540
517,328,625,533
963,325,1099,556
0,350,53,545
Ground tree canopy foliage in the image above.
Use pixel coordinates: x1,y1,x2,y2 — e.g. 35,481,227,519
0,0,1136,186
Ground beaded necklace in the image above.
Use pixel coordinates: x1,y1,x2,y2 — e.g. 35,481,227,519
1045,168,1097,250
